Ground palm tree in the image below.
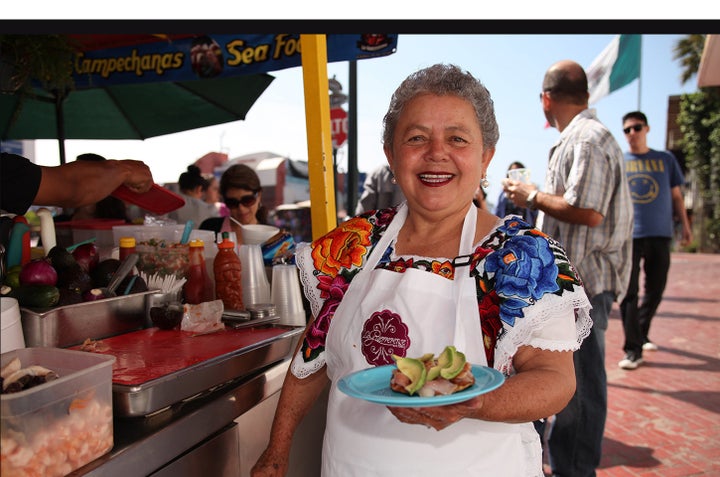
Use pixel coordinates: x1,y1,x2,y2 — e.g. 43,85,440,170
672,34,706,85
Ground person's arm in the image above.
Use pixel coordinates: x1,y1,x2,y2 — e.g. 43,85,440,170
251,362,330,476
34,159,153,208
388,346,575,430
671,185,692,247
503,180,603,227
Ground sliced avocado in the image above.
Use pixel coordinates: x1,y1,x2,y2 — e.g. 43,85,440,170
437,345,457,368
427,362,442,381
440,350,467,380
393,356,427,395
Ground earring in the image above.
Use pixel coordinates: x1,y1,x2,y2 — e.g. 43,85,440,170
390,171,397,185
480,176,490,189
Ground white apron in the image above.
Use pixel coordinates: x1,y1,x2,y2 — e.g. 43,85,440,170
322,203,542,476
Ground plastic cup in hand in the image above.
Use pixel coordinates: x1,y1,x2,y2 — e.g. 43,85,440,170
239,244,271,307
507,168,531,183
271,264,306,327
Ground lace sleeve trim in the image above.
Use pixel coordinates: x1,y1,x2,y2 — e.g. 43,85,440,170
494,285,592,375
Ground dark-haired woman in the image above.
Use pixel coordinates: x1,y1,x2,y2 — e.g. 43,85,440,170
168,165,219,227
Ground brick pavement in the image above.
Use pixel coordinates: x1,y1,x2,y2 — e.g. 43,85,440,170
599,253,720,476
543,253,720,477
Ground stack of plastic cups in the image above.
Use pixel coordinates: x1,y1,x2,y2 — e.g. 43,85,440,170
271,264,306,326
238,244,271,307
1,297,25,352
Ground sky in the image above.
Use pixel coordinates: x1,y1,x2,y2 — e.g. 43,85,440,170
20,33,701,212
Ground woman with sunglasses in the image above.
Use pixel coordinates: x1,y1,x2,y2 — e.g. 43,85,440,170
199,164,268,244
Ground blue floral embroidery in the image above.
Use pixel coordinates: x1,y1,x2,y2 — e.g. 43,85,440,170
485,234,560,326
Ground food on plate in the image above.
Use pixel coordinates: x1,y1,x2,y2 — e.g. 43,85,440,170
390,346,475,397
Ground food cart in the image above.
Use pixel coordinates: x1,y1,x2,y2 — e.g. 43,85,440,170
1,33,397,476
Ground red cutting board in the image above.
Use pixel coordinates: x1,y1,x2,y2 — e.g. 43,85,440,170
111,183,185,215
70,326,290,386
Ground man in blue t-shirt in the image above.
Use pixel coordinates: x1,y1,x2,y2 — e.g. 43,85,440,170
618,111,693,370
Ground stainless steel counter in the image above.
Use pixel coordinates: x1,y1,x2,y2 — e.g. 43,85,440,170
69,359,291,476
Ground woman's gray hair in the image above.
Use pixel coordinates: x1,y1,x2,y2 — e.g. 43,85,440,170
382,64,499,150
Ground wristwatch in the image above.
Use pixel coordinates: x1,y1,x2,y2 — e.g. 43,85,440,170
526,190,538,210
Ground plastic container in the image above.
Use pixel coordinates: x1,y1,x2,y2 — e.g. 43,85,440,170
136,243,190,279
0,347,115,477
112,224,186,246
55,219,127,260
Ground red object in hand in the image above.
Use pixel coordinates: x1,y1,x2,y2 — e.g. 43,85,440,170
111,184,185,215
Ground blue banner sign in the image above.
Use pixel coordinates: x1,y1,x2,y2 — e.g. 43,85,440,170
72,34,397,88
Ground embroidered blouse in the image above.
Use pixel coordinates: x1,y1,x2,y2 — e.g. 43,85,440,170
292,207,592,379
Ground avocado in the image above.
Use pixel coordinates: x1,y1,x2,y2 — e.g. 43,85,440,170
57,287,84,306
427,345,456,381
440,349,467,380
3,265,22,289
57,263,93,294
392,355,427,395
47,246,78,272
14,285,60,308
91,259,121,288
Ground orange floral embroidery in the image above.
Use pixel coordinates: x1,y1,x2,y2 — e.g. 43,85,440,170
311,217,373,276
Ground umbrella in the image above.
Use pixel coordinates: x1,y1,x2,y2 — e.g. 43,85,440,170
0,73,274,163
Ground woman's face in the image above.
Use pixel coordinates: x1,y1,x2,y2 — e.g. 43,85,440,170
224,187,260,225
385,93,494,216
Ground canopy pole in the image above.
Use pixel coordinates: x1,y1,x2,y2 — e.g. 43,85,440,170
54,91,67,165
347,60,358,217
300,34,337,240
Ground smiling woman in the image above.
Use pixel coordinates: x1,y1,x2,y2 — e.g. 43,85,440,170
251,63,593,477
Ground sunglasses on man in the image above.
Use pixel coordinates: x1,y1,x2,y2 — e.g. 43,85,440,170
623,124,644,134
224,192,259,208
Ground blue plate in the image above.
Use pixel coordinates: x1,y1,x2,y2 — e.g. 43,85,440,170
337,364,505,407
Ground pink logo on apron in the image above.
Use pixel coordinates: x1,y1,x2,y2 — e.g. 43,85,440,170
361,309,410,365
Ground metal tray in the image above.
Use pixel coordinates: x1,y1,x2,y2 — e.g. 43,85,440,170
21,291,155,348
99,325,302,417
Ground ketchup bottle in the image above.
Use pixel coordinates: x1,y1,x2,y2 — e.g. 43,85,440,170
184,239,213,304
214,232,244,311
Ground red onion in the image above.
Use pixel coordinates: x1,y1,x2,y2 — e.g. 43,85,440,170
72,243,100,273
19,259,58,286
82,288,109,302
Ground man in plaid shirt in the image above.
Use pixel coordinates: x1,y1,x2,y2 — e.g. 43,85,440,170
503,59,633,477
